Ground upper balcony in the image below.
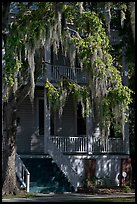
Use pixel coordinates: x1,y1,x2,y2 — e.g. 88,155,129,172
37,64,88,85
36,29,121,86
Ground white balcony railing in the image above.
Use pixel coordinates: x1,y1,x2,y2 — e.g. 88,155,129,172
92,137,124,153
50,136,88,153
50,136,124,154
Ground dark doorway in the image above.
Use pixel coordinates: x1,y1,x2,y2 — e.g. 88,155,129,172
39,99,44,135
77,102,86,135
39,99,54,135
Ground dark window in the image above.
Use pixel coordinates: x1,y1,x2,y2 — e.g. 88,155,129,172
39,99,54,135
50,111,54,135
109,108,115,138
75,52,80,68
39,99,44,135
51,45,53,64
109,121,115,138
77,102,86,135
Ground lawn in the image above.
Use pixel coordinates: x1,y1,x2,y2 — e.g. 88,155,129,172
63,197,135,202
2,193,135,202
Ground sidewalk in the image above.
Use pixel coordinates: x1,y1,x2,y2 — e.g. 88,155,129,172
2,192,135,202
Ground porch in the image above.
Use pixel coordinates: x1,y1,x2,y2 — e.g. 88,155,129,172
16,94,125,156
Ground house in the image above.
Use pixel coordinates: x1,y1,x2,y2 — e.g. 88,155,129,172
15,29,132,193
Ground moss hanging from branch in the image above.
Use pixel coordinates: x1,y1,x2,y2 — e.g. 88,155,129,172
63,6,133,138
4,2,133,140
45,78,90,118
3,2,65,104
104,2,112,37
27,49,35,103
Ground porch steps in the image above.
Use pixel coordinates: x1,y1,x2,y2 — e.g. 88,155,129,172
47,136,82,191
22,157,75,193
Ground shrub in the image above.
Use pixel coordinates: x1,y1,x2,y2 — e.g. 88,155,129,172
124,185,132,193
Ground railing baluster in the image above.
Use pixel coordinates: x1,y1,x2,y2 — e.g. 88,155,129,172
49,136,124,154
49,66,87,83
50,136,88,153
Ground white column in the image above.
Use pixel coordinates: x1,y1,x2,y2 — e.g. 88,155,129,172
44,88,50,154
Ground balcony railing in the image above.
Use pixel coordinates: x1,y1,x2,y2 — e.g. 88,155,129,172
92,137,124,153
37,65,87,84
50,136,88,153
50,136,124,154
51,65,87,83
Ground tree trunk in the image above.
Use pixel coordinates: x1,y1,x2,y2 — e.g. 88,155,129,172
2,103,19,195
2,85,33,195
2,2,11,46
2,2,19,195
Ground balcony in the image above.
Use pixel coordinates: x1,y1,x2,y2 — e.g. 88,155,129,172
37,65,87,84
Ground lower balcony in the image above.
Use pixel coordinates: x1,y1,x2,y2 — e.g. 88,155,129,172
50,136,124,154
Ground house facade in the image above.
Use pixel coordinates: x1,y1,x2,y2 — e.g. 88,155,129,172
15,30,132,193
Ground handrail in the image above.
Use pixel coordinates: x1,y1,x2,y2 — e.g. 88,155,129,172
15,153,30,192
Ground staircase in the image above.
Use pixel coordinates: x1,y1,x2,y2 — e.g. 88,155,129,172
47,136,82,191
22,157,75,193
16,136,83,193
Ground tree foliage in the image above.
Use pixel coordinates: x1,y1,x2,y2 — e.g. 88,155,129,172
3,2,134,137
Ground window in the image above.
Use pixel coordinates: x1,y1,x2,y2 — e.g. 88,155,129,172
38,99,54,135
77,102,86,135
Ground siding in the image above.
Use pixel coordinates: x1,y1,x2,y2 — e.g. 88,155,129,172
16,91,76,154
16,92,44,154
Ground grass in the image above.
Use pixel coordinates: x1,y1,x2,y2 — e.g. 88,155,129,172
63,197,135,202
2,193,135,202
